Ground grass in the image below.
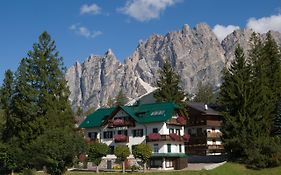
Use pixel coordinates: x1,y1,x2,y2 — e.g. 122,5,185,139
25,163,281,175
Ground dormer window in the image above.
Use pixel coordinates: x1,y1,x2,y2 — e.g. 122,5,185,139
151,110,165,116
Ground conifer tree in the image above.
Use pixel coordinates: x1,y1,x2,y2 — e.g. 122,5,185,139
2,32,81,172
154,60,186,108
0,69,14,141
219,45,252,159
193,82,215,104
115,90,128,106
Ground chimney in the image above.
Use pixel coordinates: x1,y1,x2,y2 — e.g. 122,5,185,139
204,104,208,111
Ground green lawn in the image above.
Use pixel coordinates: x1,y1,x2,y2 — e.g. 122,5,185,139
31,163,281,175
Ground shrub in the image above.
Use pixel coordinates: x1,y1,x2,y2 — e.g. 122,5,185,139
130,165,140,172
21,168,35,175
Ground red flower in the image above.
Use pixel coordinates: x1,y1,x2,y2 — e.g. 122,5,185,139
113,119,125,126
147,133,161,140
182,133,190,141
114,134,127,141
176,116,186,125
169,133,180,141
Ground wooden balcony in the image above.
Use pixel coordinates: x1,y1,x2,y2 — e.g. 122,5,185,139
107,119,135,128
207,132,222,138
206,120,222,127
146,134,185,142
187,144,224,155
166,118,186,126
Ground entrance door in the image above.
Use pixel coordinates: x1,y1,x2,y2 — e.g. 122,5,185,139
107,160,112,169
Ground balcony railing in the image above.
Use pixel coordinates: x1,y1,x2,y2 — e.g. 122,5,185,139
207,132,222,138
146,134,187,142
166,117,187,126
107,119,135,128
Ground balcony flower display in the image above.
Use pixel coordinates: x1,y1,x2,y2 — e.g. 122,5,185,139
113,118,125,126
182,133,190,141
114,134,127,142
147,133,161,141
169,133,180,141
176,116,186,125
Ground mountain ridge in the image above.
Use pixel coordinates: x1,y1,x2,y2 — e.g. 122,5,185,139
66,23,281,111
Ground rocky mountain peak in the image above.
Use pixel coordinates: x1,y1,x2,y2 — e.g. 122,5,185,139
66,23,281,112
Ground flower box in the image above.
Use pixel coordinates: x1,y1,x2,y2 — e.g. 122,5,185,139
169,133,180,141
114,134,127,142
113,119,125,126
176,116,186,125
147,133,161,141
182,133,190,141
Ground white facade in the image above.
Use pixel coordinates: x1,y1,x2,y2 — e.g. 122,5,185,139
83,108,187,169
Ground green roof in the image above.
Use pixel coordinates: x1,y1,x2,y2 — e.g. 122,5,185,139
79,107,116,128
79,102,181,128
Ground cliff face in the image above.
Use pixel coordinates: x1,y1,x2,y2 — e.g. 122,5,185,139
66,23,281,111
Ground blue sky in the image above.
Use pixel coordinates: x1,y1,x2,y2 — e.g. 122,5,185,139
0,0,281,83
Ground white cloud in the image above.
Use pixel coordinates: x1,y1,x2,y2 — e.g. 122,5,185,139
118,0,180,22
80,3,101,15
69,24,102,39
246,14,281,33
212,25,240,42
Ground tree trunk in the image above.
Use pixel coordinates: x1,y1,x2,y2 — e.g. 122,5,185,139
143,162,147,173
11,170,14,175
122,161,125,173
96,164,99,173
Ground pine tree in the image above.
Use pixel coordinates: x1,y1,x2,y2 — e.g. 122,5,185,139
154,60,186,107
193,82,215,104
115,90,128,106
0,70,14,141
219,45,252,159
2,32,80,172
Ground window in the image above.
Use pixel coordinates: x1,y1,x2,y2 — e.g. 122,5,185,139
108,146,114,154
167,144,171,153
88,132,97,139
176,129,180,135
132,129,143,137
103,131,113,139
153,144,159,153
151,110,165,116
117,130,127,136
153,128,158,133
179,144,182,153
169,128,174,134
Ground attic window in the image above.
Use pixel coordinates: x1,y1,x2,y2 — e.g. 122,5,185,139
136,112,146,117
151,110,165,116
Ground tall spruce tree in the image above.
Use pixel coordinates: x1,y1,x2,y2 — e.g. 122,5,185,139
2,32,81,172
0,70,14,141
219,45,252,159
115,90,128,106
154,60,186,107
193,82,215,104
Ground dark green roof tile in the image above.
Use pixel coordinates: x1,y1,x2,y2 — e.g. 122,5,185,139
79,102,182,128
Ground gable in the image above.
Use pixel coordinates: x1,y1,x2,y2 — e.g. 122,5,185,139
79,102,184,128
